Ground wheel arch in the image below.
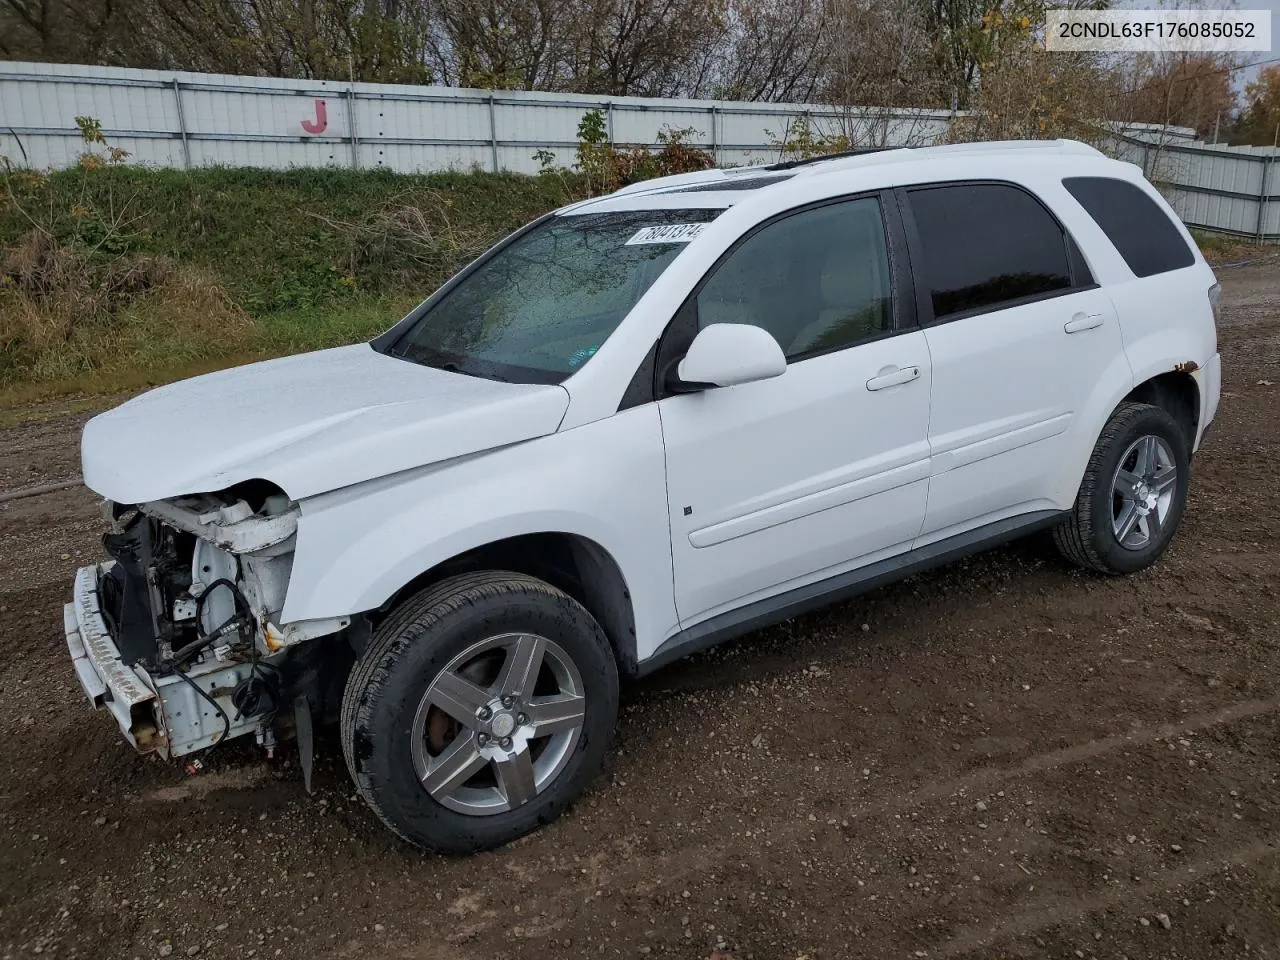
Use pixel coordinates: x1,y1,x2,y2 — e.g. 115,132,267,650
1054,359,1201,510
1122,369,1200,453
363,532,639,675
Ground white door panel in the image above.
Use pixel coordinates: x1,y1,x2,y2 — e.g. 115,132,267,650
919,440,1065,543
928,410,1071,472
920,287,1124,539
677,482,928,622
660,333,931,624
688,452,930,548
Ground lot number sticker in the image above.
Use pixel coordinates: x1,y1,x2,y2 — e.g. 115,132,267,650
625,223,707,245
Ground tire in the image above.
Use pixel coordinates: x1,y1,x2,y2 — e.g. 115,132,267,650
340,571,618,853
1053,401,1191,575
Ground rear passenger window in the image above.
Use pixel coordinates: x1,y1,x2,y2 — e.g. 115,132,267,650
907,183,1075,320
1063,176,1195,278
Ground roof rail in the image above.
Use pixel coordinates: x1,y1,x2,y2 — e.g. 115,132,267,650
905,138,1107,158
764,146,901,171
609,168,735,196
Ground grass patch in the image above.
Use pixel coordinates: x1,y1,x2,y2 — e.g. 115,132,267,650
0,292,419,408
1190,228,1267,265
255,293,420,356
8,163,1263,410
0,395,110,429
0,165,577,405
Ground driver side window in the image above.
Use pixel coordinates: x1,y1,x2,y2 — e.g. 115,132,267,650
695,196,892,359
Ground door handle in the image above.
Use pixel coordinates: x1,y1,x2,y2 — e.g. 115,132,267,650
866,365,921,391
1064,312,1105,334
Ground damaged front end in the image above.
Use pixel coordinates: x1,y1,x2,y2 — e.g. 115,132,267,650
64,483,353,774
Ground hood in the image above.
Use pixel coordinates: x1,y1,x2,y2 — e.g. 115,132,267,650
82,345,570,503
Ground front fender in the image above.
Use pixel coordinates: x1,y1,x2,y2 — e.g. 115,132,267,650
281,405,679,659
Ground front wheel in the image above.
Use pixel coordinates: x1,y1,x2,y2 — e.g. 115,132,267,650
1053,401,1191,575
340,571,618,853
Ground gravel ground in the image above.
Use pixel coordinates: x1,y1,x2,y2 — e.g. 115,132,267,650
1,265,1278,960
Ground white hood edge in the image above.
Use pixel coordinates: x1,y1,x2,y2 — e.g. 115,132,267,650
81,344,571,503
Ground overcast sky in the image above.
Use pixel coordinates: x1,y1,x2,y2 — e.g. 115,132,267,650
1118,0,1280,90
1236,2,1280,88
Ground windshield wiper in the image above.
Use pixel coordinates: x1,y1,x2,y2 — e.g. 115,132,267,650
396,343,514,383
398,342,461,371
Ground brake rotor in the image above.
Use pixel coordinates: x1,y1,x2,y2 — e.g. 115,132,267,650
424,657,495,754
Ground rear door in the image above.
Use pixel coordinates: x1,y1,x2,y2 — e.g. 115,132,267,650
899,181,1127,542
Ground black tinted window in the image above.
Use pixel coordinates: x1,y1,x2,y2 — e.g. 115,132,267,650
697,197,892,358
908,183,1073,319
1063,176,1195,278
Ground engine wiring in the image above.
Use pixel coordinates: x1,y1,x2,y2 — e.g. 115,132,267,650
193,577,254,641
163,577,254,669
156,576,259,767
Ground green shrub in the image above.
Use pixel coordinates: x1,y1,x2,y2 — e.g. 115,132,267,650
0,164,579,398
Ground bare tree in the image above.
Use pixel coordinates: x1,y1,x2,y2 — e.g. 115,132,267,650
945,7,1123,146
1,0,140,62
425,0,566,88
707,0,834,102
917,0,988,108
106,0,433,81
1114,53,1238,138
422,0,730,95
822,0,949,145
560,0,728,97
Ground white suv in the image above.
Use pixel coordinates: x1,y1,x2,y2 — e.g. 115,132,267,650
66,140,1221,852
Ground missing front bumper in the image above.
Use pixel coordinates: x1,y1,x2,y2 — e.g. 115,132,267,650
64,562,260,758
64,563,163,751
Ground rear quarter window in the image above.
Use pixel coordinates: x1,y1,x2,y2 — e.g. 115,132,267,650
1062,176,1195,278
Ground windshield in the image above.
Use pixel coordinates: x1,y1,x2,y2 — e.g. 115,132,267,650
382,208,722,383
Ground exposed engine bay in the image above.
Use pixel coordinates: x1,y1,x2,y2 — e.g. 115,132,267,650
65,483,355,786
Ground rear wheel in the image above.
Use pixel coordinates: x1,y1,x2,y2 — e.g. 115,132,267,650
1054,401,1190,575
340,571,618,853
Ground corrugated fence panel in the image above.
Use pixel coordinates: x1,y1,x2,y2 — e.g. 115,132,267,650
365,94,491,146
366,142,489,173
499,100,581,151
1264,159,1280,237
1,60,1276,237
718,146,772,167
611,107,716,146
1266,199,1280,238
1173,145,1261,196
715,107,794,149
1164,185,1257,236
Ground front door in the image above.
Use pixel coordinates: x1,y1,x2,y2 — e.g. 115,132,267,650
657,194,933,627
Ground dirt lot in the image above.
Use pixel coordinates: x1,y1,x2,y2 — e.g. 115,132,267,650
2,264,1279,960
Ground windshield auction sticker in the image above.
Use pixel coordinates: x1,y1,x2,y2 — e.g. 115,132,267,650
1046,9,1270,52
625,224,708,245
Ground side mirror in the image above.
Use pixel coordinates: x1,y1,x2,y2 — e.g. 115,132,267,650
673,323,787,390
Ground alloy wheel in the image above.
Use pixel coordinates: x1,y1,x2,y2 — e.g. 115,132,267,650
410,633,586,816
1111,434,1178,551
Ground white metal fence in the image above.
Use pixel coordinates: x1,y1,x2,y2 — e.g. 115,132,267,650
1,60,1275,239
1109,134,1280,240
0,61,960,174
